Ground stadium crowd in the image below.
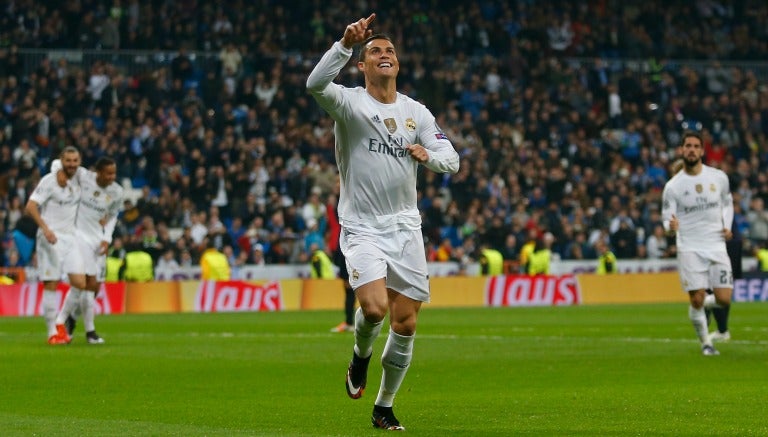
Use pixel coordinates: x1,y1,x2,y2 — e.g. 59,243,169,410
2,0,768,273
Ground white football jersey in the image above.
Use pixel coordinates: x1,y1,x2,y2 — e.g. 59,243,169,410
28,172,81,234
74,167,124,245
51,159,124,245
307,41,460,235
661,165,734,252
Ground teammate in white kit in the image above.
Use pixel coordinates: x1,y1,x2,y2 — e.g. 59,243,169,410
24,146,87,344
51,156,123,344
662,131,734,356
307,13,460,430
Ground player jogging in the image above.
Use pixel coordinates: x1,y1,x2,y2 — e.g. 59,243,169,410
662,131,734,356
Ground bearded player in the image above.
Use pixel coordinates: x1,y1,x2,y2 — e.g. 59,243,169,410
662,131,734,356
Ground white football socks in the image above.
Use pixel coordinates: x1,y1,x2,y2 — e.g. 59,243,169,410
81,291,96,332
689,305,711,346
56,287,81,325
375,330,414,408
42,290,59,337
353,307,382,359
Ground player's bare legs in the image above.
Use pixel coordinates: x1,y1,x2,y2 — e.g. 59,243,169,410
690,287,730,355
346,279,386,399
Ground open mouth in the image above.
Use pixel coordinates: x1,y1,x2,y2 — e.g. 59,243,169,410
378,62,393,69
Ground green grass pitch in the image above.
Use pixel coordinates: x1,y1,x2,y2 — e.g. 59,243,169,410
1,303,766,436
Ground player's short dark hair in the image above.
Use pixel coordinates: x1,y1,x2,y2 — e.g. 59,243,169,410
358,34,393,62
679,130,703,147
60,145,80,157
95,156,116,171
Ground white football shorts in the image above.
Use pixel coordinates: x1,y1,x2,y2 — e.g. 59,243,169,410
677,250,733,292
36,231,84,281
340,227,430,302
74,236,107,281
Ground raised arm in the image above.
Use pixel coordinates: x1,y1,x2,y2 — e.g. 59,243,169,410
306,14,375,94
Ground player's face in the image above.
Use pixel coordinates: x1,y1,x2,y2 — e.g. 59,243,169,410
96,163,117,188
680,136,704,167
61,151,81,178
359,39,399,79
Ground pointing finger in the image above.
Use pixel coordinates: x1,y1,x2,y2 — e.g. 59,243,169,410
365,13,376,28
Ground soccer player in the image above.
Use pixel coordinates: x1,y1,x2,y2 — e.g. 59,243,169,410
307,13,460,430
24,146,87,344
670,158,734,341
662,131,734,356
50,156,123,344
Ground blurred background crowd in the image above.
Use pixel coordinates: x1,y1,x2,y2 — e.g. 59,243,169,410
2,0,768,273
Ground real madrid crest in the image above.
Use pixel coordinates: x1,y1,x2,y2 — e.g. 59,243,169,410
695,184,703,193
710,184,716,192
384,118,397,134
405,118,416,132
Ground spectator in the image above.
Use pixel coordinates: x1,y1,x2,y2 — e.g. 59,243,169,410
595,239,617,274
249,243,266,266
746,198,768,247
611,217,638,259
301,186,327,229
171,47,194,82
200,237,231,280
156,248,180,271
528,233,554,275
120,244,154,282
219,42,242,78
646,224,670,259
13,139,37,178
188,212,209,247
478,243,504,276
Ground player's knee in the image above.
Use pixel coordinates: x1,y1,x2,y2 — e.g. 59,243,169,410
713,289,732,307
389,318,416,336
390,325,415,337
69,277,87,290
361,304,387,323
688,290,705,308
86,278,99,292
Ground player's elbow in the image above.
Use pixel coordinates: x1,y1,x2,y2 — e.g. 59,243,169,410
306,76,323,94
24,201,37,216
447,157,460,174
